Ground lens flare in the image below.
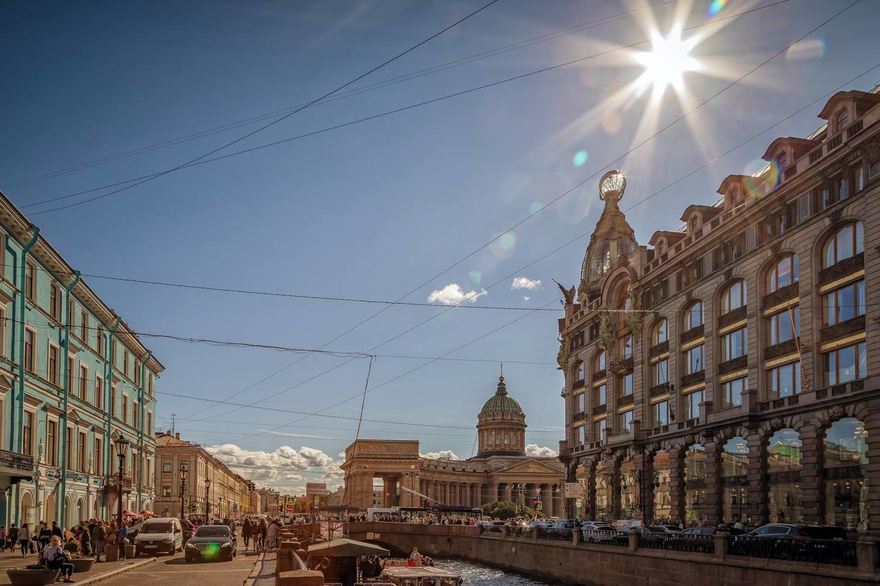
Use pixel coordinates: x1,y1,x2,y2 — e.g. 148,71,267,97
742,160,780,199
785,39,826,61
529,201,544,215
707,0,728,17
572,150,589,167
634,26,701,99
468,270,482,285
490,231,517,259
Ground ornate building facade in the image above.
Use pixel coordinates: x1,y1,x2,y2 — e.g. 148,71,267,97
0,188,162,529
154,432,256,520
557,88,880,532
342,376,564,515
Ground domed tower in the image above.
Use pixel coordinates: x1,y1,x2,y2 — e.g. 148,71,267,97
581,170,638,295
476,376,527,457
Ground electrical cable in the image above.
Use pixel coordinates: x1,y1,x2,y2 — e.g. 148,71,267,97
22,0,790,213
21,0,502,215
3,1,672,190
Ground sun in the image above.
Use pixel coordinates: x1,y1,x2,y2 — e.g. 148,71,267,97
634,25,701,99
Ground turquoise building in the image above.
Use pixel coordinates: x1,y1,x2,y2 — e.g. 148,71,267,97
0,189,163,529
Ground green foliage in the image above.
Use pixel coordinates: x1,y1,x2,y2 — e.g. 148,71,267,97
482,501,519,520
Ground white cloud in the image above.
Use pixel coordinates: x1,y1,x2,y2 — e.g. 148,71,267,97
420,450,460,461
427,284,488,306
523,296,530,302
206,443,337,485
511,277,542,290
525,444,558,457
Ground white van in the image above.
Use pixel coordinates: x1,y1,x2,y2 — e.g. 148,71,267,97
134,517,185,556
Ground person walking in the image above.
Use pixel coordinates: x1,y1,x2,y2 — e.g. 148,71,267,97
266,520,279,552
242,518,252,551
18,523,30,557
41,536,75,583
92,522,106,562
258,518,267,551
39,522,52,552
8,524,18,553
117,521,128,561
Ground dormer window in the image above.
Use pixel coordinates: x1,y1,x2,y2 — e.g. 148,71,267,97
837,110,849,132
777,152,787,174
657,239,666,254
689,216,699,234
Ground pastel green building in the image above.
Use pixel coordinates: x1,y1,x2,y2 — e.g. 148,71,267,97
0,189,163,529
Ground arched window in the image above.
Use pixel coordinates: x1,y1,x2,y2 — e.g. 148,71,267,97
595,461,611,522
823,418,868,530
684,444,706,524
573,362,585,383
653,319,668,345
720,280,746,314
652,450,672,521
594,350,606,374
765,254,799,293
822,222,864,268
767,429,803,523
721,437,749,523
682,301,703,331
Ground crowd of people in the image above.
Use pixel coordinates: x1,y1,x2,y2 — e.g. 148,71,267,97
347,513,479,525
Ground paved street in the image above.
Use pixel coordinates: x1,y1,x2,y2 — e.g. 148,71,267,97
97,552,258,586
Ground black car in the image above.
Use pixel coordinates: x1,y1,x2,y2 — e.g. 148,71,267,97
747,523,848,540
184,525,237,562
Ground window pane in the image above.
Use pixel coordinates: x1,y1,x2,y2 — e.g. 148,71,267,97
857,280,866,316
826,351,837,386
856,222,864,254
777,256,791,288
858,342,867,379
838,345,857,383
837,225,854,261
838,284,855,323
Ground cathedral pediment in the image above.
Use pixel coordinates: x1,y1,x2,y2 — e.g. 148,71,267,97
492,458,563,476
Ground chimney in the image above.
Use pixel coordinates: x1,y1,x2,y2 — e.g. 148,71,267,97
175,432,180,440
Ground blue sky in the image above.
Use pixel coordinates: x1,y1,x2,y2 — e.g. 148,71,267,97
1,0,878,493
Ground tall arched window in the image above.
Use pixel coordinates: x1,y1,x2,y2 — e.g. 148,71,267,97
682,301,703,332
653,319,668,345
823,222,864,268
765,254,799,293
824,418,868,531
720,280,746,314
767,429,803,523
652,450,672,521
594,350,606,374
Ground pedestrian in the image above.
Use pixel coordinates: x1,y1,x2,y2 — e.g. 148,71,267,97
39,522,51,552
242,518,252,551
92,522,105,562
41,536,75,583
18,523,30,557
267,520,279,552
117,521,128,561
79,524,91,557
258,518,267,550
51,521,63,540
8,524,18,553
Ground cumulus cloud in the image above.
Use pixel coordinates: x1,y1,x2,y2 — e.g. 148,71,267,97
420,450,460,461
511,277,542,290
427,284,488,306
206,443,336,483
525,444,558,457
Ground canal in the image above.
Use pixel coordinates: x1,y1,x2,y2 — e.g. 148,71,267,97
434,559,559,585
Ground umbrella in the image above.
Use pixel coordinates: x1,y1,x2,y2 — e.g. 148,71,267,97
121,509,138,516
307,538,389,558
139,510,156,517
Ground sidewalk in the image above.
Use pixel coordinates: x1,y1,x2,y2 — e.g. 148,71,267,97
246,551,275,586
0,550,155,585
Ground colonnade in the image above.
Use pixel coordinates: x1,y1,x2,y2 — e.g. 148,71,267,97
419,479,562,516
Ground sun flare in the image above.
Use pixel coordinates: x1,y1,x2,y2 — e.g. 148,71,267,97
634,26,701,99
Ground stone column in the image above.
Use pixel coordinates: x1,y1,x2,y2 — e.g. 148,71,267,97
464,483,471,508
703,440,721,526
863,401,880,537
504,483,513,503
798,423,822,524
541,484,551,516
746,431,768,526
668,448,685,524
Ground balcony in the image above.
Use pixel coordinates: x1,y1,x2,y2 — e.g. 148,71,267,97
103,476,133,494
0,450,33,478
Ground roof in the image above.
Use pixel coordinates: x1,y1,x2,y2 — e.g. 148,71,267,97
818,90,880,119
761,137,821,161
480,377,523,415
648,231,686,247
679,204,721,222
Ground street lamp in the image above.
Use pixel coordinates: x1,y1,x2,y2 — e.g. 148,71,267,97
204,478,211,521
114,433,130,557
179,468,188,519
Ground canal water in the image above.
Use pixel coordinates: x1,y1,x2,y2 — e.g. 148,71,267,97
434,559,559,585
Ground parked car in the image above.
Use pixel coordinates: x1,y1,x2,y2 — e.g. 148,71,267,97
581,525,618,543
184,525,237,563
747,524,847,540
179,518,196,543
134,518,185,556
627,526,669,536
528,519,551,530
648,525,680,534
545,519,577,538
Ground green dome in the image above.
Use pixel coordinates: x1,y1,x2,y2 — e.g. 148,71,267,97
480,377,523,414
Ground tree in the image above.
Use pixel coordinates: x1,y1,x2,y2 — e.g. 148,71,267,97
482,501,518,520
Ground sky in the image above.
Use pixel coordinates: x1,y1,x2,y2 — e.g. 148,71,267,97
1,0,878,495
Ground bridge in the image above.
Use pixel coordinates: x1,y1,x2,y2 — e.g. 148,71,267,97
348,521,880,585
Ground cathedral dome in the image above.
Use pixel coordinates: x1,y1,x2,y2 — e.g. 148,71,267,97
581,171,638,288
479,377,523,415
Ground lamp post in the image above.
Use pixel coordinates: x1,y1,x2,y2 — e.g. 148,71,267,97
179,468,188,519
204,478,211,521
114,434,129,558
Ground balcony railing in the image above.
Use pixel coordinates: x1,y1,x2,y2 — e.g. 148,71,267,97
103,476,133,493
0,450,34,475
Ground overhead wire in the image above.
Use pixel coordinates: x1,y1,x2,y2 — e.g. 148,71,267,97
21,0,502,215
21,1,791,214
3,0,673,190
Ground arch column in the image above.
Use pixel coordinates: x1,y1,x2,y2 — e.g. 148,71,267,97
798,423,821,524
503,483,512,503
703,440,721,526
667,448,685,524
746,433,768,525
